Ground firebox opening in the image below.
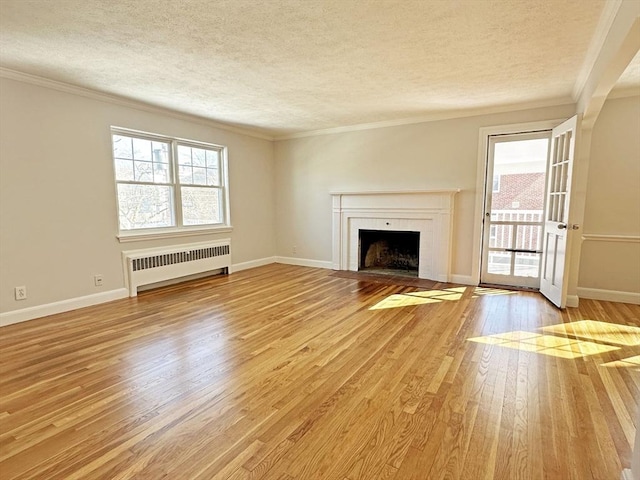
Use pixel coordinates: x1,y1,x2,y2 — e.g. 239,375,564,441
358,230,420,277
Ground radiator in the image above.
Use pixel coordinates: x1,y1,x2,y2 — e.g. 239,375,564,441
122,239,231,297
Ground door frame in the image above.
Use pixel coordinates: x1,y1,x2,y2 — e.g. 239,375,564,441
480,130,551,289
471,119,566,286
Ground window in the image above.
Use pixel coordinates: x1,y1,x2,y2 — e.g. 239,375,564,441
111,129,229,234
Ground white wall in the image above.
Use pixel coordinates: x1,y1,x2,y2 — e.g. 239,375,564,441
0,77,276,315
578,95,640,297
2,75,636,320
274,104,574,280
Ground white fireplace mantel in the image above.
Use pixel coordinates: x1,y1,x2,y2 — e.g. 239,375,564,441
331,190,460,282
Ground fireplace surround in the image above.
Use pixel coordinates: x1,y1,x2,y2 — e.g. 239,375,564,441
331,190,459,282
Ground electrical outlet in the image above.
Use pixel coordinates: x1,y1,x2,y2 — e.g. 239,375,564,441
293,245,297,255
94,275,104,287
15,286,27,300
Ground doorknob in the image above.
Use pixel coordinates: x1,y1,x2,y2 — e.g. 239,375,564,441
557,224,567,229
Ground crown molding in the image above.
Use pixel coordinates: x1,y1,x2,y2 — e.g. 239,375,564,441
572,0,623,102
0,67,274,141
0,67,578,143
275,97,575,140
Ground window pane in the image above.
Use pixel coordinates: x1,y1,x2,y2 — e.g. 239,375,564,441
153,162,170,183
193,167,207,185
117,184,173,229
115,158,134,181
152,142,169,163
207,169,219,186
516,225,541,251
206,150,219,168
487,251,511,275
192,148,206,167
113,135,133,159
179,165,193,184
514,253,540,277
181,187,221,225
134,161,153,182
489,225,512,249
178,146,192,165
132,138,152,160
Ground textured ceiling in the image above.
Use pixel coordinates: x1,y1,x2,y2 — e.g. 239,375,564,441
0,0,609,136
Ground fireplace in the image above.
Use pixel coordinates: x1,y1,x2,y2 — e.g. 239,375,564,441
359,229,420,276
331,190,459,282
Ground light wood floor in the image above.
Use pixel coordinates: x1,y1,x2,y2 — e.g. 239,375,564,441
1,264,638,479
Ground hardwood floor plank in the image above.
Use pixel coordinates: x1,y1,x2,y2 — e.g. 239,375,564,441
0,264,638,479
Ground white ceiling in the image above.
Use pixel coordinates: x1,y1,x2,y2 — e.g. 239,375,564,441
0,0,617,137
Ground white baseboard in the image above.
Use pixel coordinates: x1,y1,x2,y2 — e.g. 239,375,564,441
621,468,634,480
566,295,580,308
449,274,476,285
577,287,640,305
0,288,129,328
231,256,276,273
275,256,333,269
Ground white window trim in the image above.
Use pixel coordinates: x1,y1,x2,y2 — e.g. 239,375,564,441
111,127,231,239
117,225,233,243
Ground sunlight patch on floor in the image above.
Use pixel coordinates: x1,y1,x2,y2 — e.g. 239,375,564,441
467,331,619,359
601,355,640,371
369,288,465,310
473,287,518,297
369,286,519,310
369,294,441,310
541,320,640,346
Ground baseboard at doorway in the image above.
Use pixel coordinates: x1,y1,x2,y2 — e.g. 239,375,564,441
566,295,580,308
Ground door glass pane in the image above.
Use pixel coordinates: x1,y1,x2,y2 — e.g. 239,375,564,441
489,224,513,249
515,224,542,251
488,251,512,275
514,253,540,277
492,139,547,214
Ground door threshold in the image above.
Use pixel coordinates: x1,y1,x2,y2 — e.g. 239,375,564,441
478,283,539,293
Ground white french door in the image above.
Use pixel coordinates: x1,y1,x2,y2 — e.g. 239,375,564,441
539,116,578,308
480,131,551,289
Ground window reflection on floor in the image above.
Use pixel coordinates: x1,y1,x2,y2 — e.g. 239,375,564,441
601,355,640,371
369,287,465,310
468,320,640,364
369,286,515,310
473,286,518,296
541,320,640,346
467,331,619,359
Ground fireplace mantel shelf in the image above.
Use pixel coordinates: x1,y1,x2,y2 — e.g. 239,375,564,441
330,189,460,196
